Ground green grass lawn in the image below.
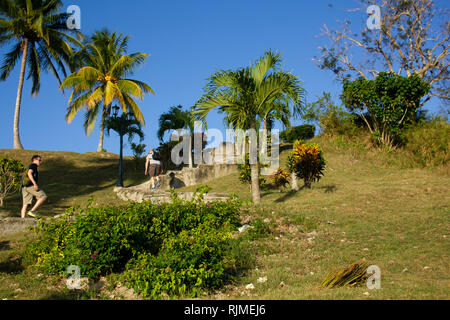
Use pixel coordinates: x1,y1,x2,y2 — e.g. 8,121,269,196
0,136,449,300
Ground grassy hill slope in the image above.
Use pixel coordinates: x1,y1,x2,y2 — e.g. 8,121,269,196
0,150,148,218
0,134,449,299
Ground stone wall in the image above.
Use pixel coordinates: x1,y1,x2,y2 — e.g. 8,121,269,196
114,163,237,203
159,164,238,191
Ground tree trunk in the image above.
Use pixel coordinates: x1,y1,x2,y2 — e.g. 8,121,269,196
13,39,29,150
250,162,261,205
250,122,261,205
97,112,107,152
291,172,299,191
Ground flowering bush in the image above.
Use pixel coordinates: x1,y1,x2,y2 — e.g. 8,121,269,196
271,169,290,189
24,193,247,298
287,141,326,189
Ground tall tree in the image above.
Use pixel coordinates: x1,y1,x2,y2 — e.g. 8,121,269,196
104,113,145,145
0,0,80,149
60,29,154,152
315,0,449,105
157,105,199,169
194,50,304,204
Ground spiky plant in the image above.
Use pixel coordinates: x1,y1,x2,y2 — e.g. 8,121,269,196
321,261,370,289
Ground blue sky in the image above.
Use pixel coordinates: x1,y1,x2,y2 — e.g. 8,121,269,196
0,0,447,155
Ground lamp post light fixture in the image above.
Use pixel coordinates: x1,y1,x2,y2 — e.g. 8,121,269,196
112,106,125,187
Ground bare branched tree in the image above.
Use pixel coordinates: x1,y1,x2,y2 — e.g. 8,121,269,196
314,0,449,105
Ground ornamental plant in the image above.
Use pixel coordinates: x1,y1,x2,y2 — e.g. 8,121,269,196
271,168,290,189
287,141,326,189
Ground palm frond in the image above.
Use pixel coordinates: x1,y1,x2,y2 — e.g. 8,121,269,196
0,40,22,80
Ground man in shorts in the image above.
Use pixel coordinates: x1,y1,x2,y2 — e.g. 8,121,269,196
21,155,47,219
145,149,163,191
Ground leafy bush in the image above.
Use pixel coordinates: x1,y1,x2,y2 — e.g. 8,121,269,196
280,125,315,143
302,92,358,137
287,141,326,189
400,118,449,167
243,218,273,241
24,193,247,298
194,185,212,194
123,223,235,297
271,168,290,189
0,157,24,207
341,72,431,148
237,154,266,187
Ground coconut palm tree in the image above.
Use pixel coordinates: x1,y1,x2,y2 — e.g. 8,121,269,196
60,29,154,152
194,50,304,204
157,105,198,168
0,0,81,149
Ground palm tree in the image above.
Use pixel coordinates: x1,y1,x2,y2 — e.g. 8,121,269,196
60,29,154,152
194,50,304,204
157,105,198,168
104,113,145,145
0,0,81,149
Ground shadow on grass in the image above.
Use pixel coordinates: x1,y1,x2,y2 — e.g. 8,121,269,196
0,241,11,251
320,185,337,193
40,290,95,301
273,184,338,202
0,257,24,274
2,155,149,217
274,189,304,203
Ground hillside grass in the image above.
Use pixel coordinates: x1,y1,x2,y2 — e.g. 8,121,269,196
0,150,147,218
0,133,449,300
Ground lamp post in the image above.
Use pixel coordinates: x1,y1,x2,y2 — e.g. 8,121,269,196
112,106,125,187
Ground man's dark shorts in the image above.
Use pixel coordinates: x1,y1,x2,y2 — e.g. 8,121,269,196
149,164,161,178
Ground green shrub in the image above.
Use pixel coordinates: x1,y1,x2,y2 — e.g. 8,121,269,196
401,118,449,167
237,154,267,187
24,193,247,298
194,185,212,194
124,223,234,298
341,72,431,149
280,125,315,143
246,218,273,240
0,157,24,207
302,92,359,137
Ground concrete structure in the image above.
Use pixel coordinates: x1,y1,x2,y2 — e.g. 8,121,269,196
114,163,238,203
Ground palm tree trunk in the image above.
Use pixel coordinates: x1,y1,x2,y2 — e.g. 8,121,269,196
291,172,299,191
13,39,29,150
250,122,261,205
291,143,299,191
251,161,261,204
97,111,107,152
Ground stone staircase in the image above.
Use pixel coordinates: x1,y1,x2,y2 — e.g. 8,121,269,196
114,164,238,204
114,185,230,204
0,217,38,236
